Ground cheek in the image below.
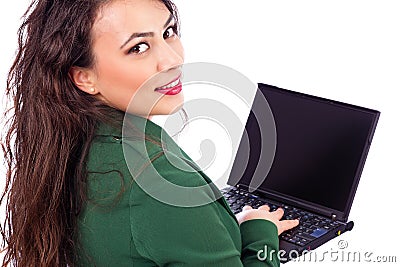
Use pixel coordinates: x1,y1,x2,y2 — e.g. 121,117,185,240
97,56,153,91
95,53,157,109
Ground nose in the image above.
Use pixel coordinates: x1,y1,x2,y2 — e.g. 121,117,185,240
156,41,184,73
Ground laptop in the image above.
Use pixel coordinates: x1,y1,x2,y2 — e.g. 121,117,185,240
221,83,380,263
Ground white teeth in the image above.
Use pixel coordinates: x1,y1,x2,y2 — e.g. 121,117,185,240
159,79,179,90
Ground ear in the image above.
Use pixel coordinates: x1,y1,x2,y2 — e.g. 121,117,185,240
69,66,98,95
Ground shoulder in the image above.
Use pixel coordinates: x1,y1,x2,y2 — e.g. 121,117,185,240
86,114,164,175
86,119,213,203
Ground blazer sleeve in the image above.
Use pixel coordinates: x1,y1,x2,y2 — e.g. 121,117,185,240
128,149,280,266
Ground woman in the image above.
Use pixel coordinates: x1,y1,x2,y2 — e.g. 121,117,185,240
1,0,299,266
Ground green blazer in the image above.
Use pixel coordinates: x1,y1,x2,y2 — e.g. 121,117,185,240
76,110,280,266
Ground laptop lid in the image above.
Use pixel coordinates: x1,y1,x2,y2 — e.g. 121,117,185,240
228,83,380,221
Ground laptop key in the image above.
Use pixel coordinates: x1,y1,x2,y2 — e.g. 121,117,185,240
283,237,291,242
305,229,313,234
310,228,328,238
297,232,316,241
300,238,310,244
296,241,306,246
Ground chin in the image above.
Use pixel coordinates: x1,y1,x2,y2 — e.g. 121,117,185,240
155,103,184,115
153,95,184,115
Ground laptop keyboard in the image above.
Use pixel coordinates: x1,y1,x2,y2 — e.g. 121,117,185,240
221,187,341,247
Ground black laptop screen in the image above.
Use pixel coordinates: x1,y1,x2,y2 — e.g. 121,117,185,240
229,84,378,213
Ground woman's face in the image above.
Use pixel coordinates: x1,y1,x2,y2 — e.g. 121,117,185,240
89,0,184,117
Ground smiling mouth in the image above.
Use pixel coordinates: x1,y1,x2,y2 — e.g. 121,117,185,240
155,76,182,96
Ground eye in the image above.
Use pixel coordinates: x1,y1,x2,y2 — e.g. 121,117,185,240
163,25,177,39
128,42,150,55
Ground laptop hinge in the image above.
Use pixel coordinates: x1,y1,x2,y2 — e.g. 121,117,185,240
331,214,337,221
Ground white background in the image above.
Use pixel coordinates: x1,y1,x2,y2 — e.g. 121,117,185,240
1,0,399,266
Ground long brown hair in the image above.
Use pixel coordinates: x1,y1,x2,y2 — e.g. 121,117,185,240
1,0,179,266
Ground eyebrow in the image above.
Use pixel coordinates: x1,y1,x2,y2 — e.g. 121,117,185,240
120,13,175,49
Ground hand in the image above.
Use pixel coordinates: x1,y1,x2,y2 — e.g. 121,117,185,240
235,205,299,235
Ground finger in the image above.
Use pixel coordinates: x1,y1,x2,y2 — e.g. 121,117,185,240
242,205,252,211
257,205,270,212
271,208,284,219
280,219,300,233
